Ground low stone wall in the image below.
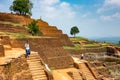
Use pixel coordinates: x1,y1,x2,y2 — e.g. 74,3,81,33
0,55,32,80
0,35,11,45
66,48,107,55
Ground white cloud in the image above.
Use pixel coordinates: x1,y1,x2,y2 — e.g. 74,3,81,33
32,0,76,19
100,13,120,21
97,0,120,13
104,0,120,7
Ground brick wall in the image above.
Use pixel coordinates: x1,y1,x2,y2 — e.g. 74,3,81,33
11,38,74,69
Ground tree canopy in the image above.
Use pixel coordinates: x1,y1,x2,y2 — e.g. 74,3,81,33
70,26,80,37
10,0,33,16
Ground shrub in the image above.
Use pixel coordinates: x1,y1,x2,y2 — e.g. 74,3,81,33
27,20,40,36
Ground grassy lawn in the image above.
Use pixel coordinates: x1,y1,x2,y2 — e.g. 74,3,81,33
63,44,81,50
83,44,98,47
70,36,88,41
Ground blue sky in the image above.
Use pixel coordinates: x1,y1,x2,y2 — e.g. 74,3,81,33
0,0,120,38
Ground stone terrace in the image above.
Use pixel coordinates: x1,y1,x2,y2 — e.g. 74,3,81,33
11,38,74,69
0,13,73,46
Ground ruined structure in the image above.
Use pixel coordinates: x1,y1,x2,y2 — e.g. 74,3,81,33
0,13,104,80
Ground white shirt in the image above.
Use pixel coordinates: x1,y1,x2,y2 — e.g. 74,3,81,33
25,43,30,50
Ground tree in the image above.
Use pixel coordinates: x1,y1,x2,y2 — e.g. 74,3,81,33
10,0,33,16
70,26,80,37
27,20,40,36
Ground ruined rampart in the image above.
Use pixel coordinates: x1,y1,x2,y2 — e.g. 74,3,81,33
11,38,74,69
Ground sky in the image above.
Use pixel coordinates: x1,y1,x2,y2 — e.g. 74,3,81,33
0,0,120,38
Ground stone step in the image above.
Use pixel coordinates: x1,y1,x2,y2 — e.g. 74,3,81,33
28,56,39,59
28,60,40,62
29,66,43,70
30,68,43,70
72,72,82,80
30,70,45,73
28,55,39,57
32,75,47,80
32,72,46,76
27,52,48,80
27,60,41,62
27,59,41,62
80,63,95,80
28,63,43,65
31,70,45,73
33,77,47,80
29,64,43,67
29,67,43,69
29,53,39,56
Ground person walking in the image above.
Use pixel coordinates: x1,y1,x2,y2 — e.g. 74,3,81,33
81,54,84,59
25,40,31,58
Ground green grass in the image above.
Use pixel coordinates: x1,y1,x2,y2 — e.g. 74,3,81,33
5,32,29,38
83,44,98,47
70,36,88,41
63,44,81,50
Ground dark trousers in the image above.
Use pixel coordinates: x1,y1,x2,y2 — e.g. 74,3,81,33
25,49,30,58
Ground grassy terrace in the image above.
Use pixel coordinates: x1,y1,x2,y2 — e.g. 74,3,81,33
63,44,80,50
0,32,52,39
0,21,22,27
63,45,106,50
64,36,107,50
70,36,88,41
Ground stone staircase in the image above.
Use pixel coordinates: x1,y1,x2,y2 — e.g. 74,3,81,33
72,71,82,80
79,63,96,80
27,52,48,80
